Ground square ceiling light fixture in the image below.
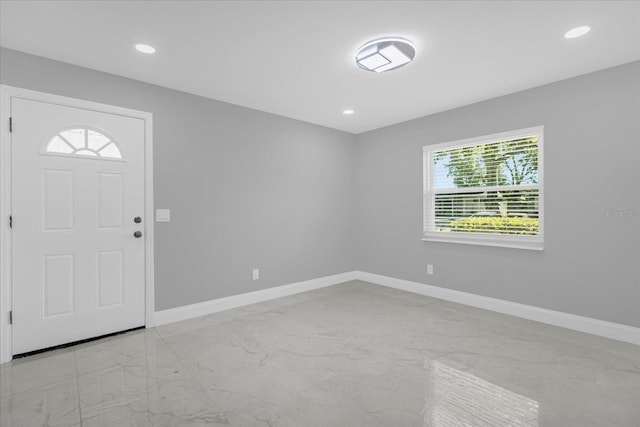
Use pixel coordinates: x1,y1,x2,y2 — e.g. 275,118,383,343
355,37,416,73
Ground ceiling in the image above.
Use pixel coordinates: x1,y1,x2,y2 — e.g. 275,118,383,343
1,1,638,134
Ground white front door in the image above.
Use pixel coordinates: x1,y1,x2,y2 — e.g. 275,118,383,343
11,97,146,355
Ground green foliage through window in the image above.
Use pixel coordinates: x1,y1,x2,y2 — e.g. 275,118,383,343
449,217,539,236
434,136,538,189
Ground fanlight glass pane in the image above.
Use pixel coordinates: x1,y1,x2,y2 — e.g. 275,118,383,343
75,149,98,157
45,128,123,160
98,143,122,159
46,136,74,154
60,129,86,149
88,130,111,151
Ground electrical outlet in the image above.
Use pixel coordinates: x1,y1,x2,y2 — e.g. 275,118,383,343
252,269,259,280
427,264,434,275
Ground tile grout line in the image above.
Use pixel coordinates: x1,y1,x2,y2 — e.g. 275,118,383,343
72,349,84,426
150,326,226,419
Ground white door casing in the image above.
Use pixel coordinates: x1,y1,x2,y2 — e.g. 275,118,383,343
0,86,155,361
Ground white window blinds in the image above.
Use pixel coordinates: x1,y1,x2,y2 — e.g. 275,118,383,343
423,127,544,250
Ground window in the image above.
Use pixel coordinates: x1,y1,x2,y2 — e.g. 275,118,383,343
45,128,123,159
423,126,543,250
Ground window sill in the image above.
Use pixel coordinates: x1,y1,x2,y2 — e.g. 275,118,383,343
422,233,544,251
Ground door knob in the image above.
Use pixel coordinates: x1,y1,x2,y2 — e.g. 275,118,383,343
134,231,142,238
134,216,142,223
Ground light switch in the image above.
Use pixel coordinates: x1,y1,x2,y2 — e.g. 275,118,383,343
156,209,171,222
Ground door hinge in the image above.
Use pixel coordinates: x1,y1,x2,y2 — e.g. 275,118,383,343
9,311,12,325
9,215,12,229
9,117,12,133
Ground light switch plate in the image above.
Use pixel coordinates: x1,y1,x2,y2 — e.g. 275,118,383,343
156,209,171,222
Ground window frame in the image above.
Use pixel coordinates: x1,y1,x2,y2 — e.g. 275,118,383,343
423,126,544,251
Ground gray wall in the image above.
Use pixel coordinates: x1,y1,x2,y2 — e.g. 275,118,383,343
355,61,640,327
2,48,638,328
0,48,356,311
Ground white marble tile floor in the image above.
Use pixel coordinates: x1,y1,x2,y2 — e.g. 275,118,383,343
1,280,638,426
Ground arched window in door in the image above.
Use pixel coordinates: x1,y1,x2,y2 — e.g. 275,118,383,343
45,128,123,159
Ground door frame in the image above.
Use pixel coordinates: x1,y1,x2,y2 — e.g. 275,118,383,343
0,85,155,364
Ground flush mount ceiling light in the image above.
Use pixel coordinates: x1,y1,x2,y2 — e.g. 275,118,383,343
343,109,355,115
564,26,591,39
132,42,156,54
355,37,416,73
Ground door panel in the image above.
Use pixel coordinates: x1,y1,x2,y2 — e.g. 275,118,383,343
42,169,74,231
11,97,146,355
42,254,75,318
97,250,124,308
97,172,124,229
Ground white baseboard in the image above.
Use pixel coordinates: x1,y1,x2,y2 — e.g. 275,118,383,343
153,271,356,326
5,269,635,365
355,271,640,346
151,269,638,346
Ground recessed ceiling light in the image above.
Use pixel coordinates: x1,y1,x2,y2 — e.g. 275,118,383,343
564,26,590,39
132,42,156,54
343,109,355,115
355,37,416,73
